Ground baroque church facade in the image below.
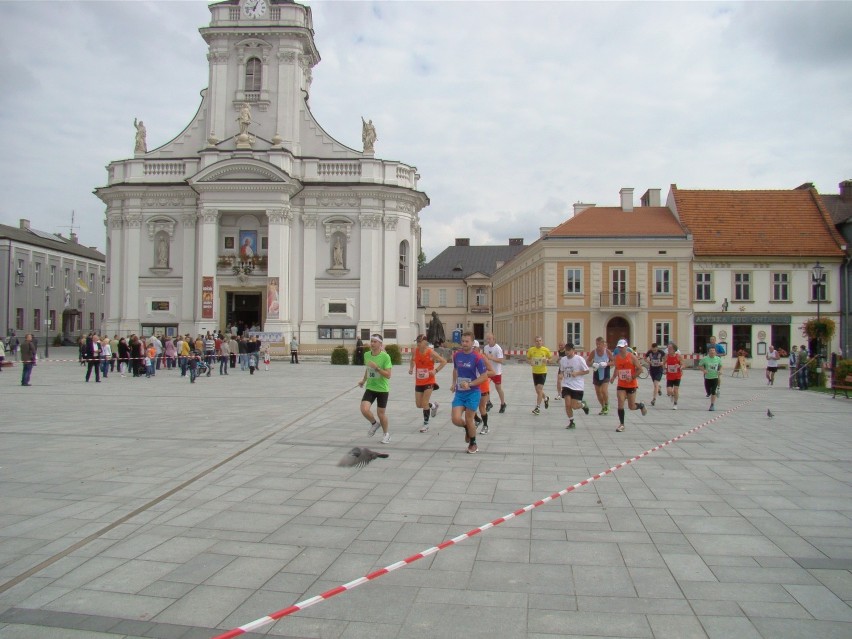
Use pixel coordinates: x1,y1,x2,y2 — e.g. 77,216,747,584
96,0,428,344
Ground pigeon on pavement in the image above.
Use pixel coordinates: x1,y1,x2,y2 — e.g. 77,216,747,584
338,447,389,468
767,408,774,419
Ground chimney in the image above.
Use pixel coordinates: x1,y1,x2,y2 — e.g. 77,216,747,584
508,238,524,246
619,188,634,212
19,219,30,230
70,232,79,243
455,238,470,246
573,202,595,215
640,188,661,207
840,180,852,202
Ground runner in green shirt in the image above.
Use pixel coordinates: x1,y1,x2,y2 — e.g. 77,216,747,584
698,346,723,411
358,334,393,443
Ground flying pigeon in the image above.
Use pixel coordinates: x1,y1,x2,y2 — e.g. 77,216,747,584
767,408,774,419
338,447,389,468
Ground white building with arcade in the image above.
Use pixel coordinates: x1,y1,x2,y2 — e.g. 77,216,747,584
96,0,428,345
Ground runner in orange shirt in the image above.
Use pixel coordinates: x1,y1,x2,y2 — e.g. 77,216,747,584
409,334,447,432
473,340,493,434
609,338,647,432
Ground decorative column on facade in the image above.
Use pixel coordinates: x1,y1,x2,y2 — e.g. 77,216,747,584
123,211,143,326
181,211,198,326
300,211,318,337
359,211,383,330
106,210,123,334
276,50,298,152
382,213,399,332
198,207,219,325
266,206,292,335
206,47,229,145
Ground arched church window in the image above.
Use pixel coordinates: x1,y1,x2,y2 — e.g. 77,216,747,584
245,58,262,92
399,240,409,287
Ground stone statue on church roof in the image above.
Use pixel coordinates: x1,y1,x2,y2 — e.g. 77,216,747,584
133,118,147,154
362,117,377,154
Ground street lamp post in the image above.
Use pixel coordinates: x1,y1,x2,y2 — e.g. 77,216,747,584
44,286,52,359
811,261,825,384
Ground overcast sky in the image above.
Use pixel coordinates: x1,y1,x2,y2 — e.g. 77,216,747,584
1,0,849,260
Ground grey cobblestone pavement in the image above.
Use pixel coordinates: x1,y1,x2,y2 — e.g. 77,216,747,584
0,347,850,638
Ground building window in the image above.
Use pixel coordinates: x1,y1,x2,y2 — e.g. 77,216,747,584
475,287,487,306
49,310,56,332
771,272,789,301
89,312,95,330
50,265,56,288
439,289,447,307
655,322,671,346
695,272,711,301
456,288,464,306
34,308,41,331
245,57,262,92
564,321,581,347
64,268,70,291
811,271,827,302
399,241,409,286
421,288,430,307
611,268,627,306
733,272,751,301
34,263,41,287
16,308,24,330
318,326,357,340
654,268,671,295
101,275,106,295
564,268,582,294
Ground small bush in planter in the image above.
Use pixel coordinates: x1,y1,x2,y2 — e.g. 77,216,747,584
330,345,349,365
384,343,402,365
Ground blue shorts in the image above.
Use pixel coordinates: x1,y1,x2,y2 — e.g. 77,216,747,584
452,389,481,411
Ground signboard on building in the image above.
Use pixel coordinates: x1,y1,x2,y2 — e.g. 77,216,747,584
695,314,792,325
201,276,214,319
151,301,170,311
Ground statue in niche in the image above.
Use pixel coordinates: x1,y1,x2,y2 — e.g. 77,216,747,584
156,236,169,267
332,237,344,268
426,311,446,346
237,102,252,136
361,117,377,153
133,118,147,154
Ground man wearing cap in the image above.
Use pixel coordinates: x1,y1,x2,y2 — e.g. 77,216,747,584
610,338,647,432
359,334,393,444
527,336,554,415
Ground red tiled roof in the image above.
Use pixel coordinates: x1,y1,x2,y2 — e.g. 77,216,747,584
672,186,847,257
547,206,688,239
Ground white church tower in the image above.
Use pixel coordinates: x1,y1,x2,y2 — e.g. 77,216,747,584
96,0,428,345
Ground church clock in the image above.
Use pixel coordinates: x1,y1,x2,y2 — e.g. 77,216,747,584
242,0,268,19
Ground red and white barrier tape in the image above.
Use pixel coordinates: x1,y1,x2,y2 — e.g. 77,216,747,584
210,398,753,639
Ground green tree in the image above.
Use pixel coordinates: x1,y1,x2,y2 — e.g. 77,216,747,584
418,249,426,269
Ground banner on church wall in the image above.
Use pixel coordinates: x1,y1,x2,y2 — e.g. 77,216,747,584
267,277,280,320
201,276,214,319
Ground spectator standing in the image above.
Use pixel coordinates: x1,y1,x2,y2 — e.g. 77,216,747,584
290,335,299,364
219,338,230,375
19,333,36,386
797,345,809,390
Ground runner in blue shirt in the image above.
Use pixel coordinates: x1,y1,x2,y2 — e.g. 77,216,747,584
452,331,493,454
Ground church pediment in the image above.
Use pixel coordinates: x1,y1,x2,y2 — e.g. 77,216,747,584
190,159,292,185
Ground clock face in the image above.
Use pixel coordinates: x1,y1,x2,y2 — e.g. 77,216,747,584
244,0,268,19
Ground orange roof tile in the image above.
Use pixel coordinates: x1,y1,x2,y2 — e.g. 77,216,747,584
547,206,688,239
672,186,847,257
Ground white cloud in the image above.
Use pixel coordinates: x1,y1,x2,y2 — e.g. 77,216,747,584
0,0,849,261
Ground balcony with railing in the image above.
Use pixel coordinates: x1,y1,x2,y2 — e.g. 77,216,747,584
599,291,642,308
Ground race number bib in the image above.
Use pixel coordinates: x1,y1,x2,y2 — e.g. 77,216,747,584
667,364,680,374
618,369,633,382
367,367,378,378
532,357,544,367
416,367,430,380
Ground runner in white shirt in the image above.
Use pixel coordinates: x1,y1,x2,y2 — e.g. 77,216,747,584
483,333,507,413
556,342,590,430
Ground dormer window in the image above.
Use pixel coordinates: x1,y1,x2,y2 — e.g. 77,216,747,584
245,58,262,93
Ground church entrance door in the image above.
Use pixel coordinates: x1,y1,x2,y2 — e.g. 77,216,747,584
227,292,262,328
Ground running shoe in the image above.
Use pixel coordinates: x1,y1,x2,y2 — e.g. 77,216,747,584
639,402,647,417
499,403,507,413
368,421,380,437
709,405,715,411
474,414,482,426
486,400,493,412
381,432,392,444
480,424,489,435
673,404,678,410
419,424,429,433
532,406,541,415
567,420,576,430
544,395,550,409
430,401,439,418
602,405,609,416
467,443,478,454
658,388,662,396
615,424,625,432
582,401,589,415
650,398,656,407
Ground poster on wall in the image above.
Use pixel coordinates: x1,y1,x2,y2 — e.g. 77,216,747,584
201,276,214,319
267,277,280,319
239,230,257,260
